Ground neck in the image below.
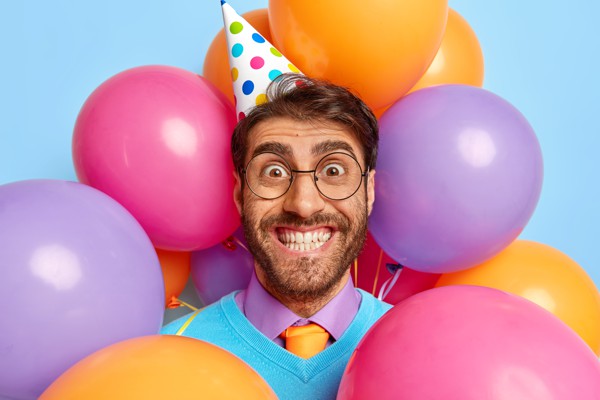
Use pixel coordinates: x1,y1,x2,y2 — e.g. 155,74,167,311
256,269,350,318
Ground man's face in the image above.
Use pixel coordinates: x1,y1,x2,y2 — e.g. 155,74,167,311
234,117,375,302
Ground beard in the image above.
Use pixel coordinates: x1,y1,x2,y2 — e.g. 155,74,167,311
240,198,369,303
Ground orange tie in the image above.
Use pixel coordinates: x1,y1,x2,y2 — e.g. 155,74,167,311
280,323,330,359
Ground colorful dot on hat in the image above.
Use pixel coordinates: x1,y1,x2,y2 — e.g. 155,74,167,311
288,64,300,73
270,47,282,57
242,80,255,95
250,56,265,70
230,21,243,34
232,43,243,58
256,94,268,106
268,69,282,81
238,111,246,120
231,68,239,81
252,33,265,43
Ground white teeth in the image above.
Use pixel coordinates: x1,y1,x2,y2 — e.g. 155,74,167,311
278,229,332,251
303,232,312,244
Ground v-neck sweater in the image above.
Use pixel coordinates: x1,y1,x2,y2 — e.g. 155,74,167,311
161,289,391,400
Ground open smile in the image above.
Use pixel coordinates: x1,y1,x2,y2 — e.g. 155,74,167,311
276,227,333,251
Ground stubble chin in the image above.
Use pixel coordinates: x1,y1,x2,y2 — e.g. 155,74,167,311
240,191,369,302
266,253,348,301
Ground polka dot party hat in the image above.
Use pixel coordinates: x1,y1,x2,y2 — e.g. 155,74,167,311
220,0,303,120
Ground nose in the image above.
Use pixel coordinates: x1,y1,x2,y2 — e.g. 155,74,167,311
282,172,326,218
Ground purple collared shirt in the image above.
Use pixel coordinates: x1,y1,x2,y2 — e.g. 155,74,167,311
235,271,361,346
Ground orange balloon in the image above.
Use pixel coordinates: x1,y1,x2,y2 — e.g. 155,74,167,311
156,248,190,307
436,240,600,355
268,0,448,110
373,104,390,119
203,9,272,105
40,335,277,400
409,8,484,93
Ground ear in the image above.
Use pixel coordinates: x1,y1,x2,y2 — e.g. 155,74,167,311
233,170,243,215
367,169,375,215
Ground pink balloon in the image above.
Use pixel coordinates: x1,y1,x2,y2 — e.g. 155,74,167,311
191,232,254,305
338,286,600,399
73,66,239,251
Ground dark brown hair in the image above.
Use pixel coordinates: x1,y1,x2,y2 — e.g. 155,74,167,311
231,74,379,172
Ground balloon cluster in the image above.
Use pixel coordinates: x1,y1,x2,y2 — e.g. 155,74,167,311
0,26,256,400
1,0,599,399
204,1,600,399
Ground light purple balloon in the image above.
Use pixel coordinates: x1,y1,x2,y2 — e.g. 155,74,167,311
0,180,164,399
370,85,543,273
191,231,254,305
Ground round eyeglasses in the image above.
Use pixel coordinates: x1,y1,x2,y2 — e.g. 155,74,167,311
242,152,369,200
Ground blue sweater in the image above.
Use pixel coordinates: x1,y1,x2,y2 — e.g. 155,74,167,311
161,290,391,400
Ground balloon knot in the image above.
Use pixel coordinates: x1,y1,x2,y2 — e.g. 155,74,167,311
386,263,404,274
167,296,182,309
221,236,237,251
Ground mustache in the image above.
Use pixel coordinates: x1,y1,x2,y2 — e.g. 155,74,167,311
259,212,350,234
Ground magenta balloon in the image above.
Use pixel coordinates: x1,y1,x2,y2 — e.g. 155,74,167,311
191,233,254,305
0,180,164,400
73,65,239,251
369,84,543,273
338,286,600,399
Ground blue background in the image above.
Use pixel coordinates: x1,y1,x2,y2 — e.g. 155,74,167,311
2,1,599,288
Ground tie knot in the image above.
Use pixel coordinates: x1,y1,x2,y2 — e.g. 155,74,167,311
280,323,330,358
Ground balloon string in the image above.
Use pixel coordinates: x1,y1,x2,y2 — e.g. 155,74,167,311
353,258,359,288
371,248,384,296
378,266,403,301
232,236,250,253
173,297,199,311
175,306,206,336
377,278,390,301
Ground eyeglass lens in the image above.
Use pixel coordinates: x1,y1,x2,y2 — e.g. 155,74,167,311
245,152,364,200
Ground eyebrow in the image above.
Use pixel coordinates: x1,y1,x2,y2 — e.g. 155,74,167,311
249,139,358,163
251,142,293,159
311,140,357,158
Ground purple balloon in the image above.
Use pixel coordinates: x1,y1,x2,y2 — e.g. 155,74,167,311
370,85,543,273
191,231,254,305
0,180,164,399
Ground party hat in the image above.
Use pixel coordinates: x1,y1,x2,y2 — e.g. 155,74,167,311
220,0,303,120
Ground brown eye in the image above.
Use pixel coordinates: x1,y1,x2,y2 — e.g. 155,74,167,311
263,165,289,178
323,163,345,177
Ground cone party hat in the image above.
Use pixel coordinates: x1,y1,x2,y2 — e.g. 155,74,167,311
220,0,303,120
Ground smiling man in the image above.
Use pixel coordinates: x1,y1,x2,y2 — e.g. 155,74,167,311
161,74,391,399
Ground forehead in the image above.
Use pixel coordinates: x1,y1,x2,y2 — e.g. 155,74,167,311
245,117,364,162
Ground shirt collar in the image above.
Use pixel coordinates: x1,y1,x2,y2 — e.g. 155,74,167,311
238,271,361,341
